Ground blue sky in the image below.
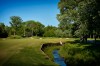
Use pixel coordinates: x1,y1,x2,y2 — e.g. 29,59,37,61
0,0,60,26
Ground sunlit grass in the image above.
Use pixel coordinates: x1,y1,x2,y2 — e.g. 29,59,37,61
0,37,67,66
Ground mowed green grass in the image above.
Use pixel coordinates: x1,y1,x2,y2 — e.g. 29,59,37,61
0,37,68,66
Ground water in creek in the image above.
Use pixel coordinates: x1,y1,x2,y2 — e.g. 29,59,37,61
53,50,67,66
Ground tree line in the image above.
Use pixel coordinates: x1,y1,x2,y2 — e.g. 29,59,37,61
0,16,74,38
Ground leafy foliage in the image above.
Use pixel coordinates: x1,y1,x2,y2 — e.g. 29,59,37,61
23,20,45,37
57,0,100,42
10,16,22,35
0,23,8,38
43,26,56,37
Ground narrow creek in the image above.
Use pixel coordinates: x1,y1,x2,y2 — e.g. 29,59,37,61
41,43,67,66
53,49,66,66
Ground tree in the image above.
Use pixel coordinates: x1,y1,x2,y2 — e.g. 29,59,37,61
55,29,63,37
21,22,27,37
10,16,22,35
0,23,8,38
78,0,100,43
57,0,100,43
24,20,45,37
43,25,57,37
57,0,79,37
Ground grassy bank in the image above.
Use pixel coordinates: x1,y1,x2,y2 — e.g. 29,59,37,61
41,38,100,66
0,38,67,66
42,46,61,61
59,43,100,66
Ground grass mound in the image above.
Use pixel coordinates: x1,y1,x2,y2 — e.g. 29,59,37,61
8,35,22,39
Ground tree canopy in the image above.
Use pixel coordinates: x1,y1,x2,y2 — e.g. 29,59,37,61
57,0,100,42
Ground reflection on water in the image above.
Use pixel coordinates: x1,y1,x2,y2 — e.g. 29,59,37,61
53,50,67,66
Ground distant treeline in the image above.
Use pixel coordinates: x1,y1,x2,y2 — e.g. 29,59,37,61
0,16,76,38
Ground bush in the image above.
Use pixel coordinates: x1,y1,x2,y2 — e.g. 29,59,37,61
43,30,55,37
0,30,8,38
8,35,22,39
54,29,63,37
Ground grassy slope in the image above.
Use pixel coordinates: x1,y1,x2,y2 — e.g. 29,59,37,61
0,38,67,66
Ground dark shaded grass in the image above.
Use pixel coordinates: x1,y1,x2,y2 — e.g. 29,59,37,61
59,40,100,66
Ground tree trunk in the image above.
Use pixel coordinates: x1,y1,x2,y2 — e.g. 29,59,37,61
95,37,96,44
90,34,93,38
80,35,84,43
14,31,15,36
24,28,25,36
32,28,33,37
85,37,87,43
94,34,97,44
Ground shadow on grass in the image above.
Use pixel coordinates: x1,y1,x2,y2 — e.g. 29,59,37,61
41,43,61,51
66,39,100,44
82,44,100,66
63,39,100,66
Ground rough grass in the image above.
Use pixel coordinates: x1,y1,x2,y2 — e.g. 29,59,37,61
0,37,67,66
59,43,100,66
41,38,100,66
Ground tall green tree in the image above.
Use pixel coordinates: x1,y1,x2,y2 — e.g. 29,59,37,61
57,0,100,42
43,25,57,37
10,16,22,35
57,0,79,37
24,20,44,37
78,0,100,42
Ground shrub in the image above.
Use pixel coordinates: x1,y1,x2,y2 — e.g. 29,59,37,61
8,35,22,39
43,30,55,37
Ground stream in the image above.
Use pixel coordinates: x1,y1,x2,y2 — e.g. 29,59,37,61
53,50,67,66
